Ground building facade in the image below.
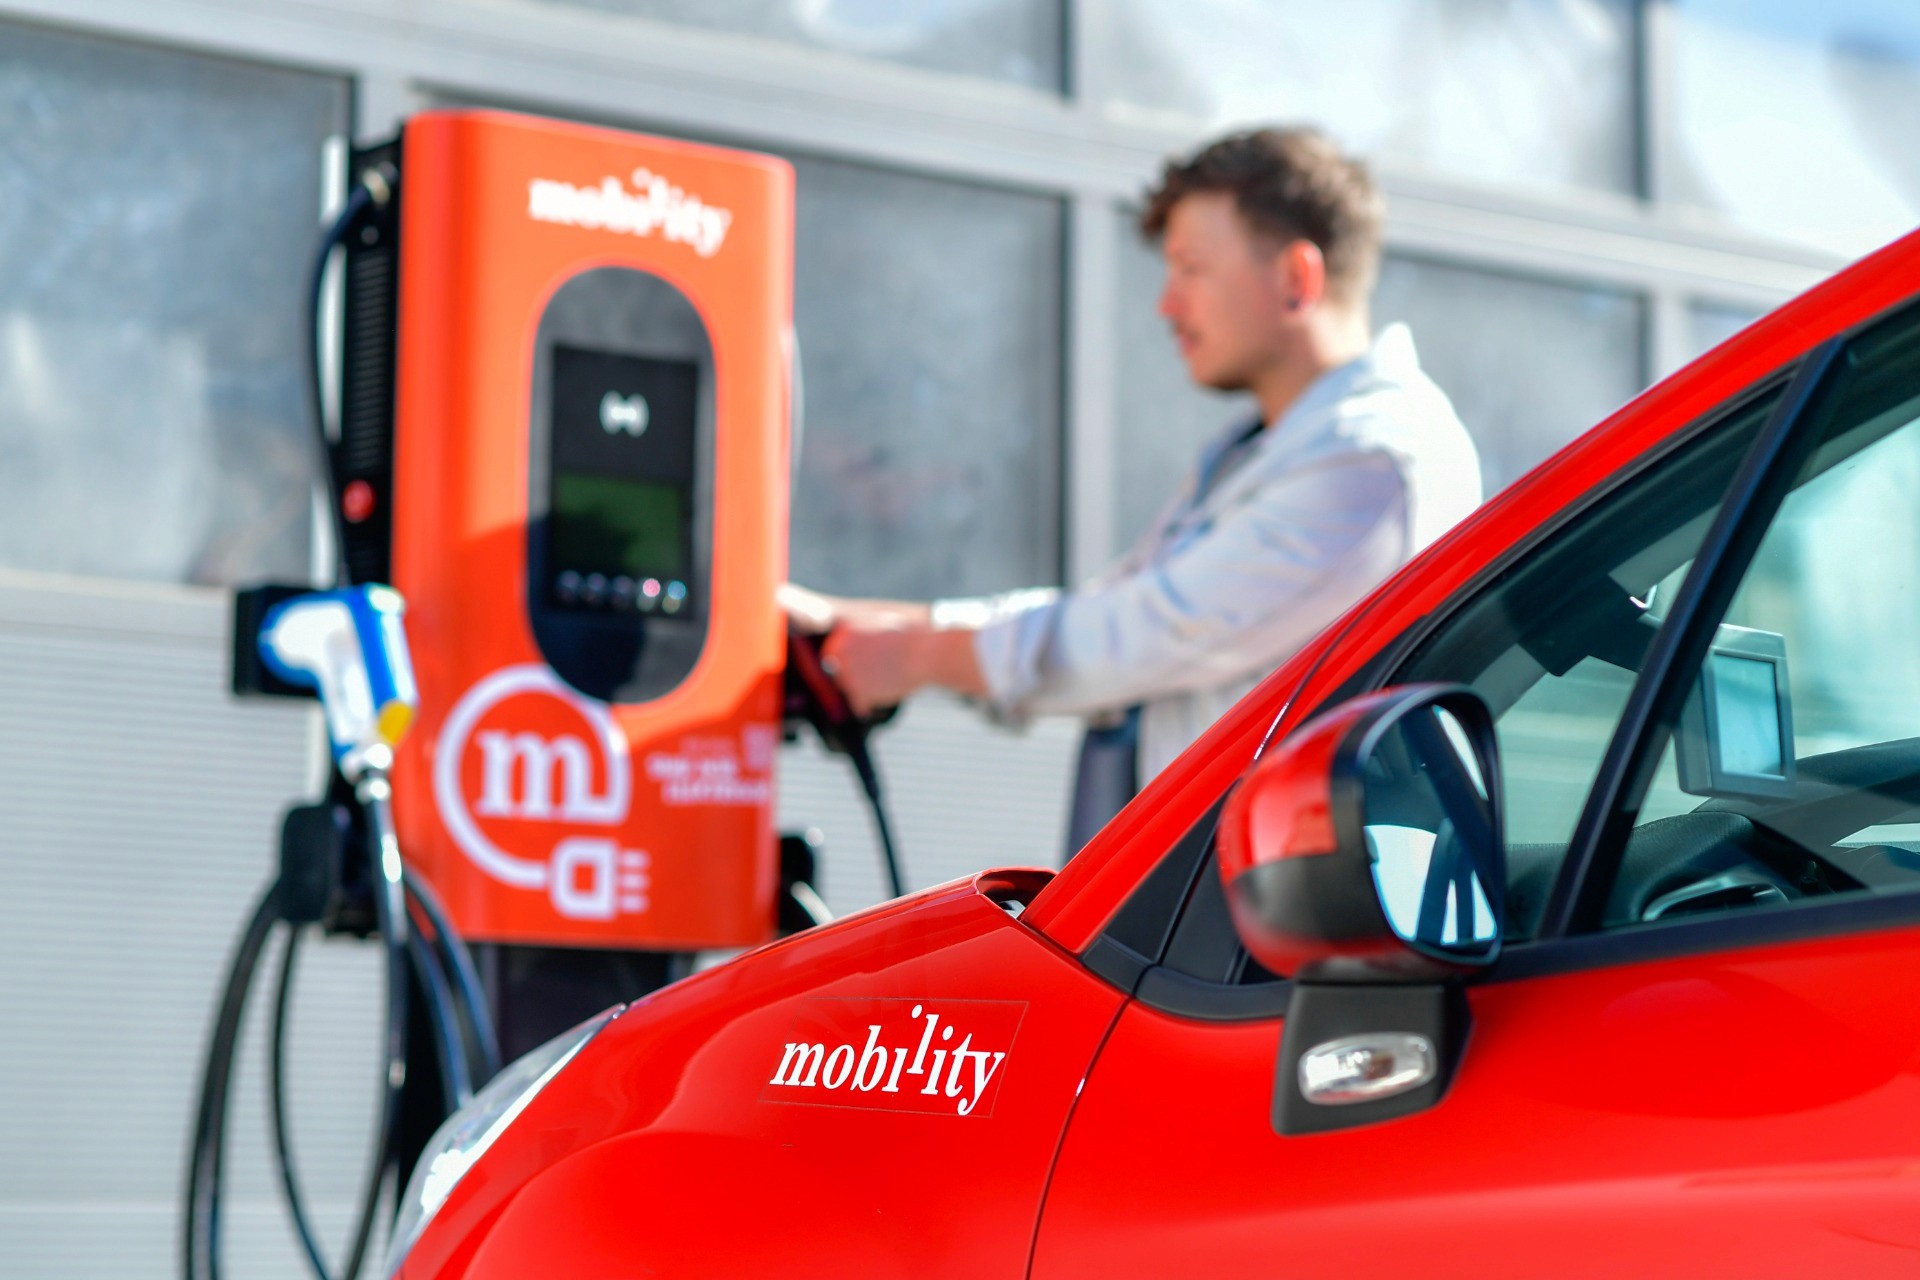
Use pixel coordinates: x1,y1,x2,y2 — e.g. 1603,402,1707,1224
0,1,1911,1273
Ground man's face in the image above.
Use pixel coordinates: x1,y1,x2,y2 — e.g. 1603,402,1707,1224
1157,192,1295,393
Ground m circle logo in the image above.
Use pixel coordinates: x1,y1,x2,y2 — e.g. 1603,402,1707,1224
432,665,649,921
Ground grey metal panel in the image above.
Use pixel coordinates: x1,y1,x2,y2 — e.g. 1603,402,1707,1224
527,0,1067,91
0,582,385,1278
778,693,1080,915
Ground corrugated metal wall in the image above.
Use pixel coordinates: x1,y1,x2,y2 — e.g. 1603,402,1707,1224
0,574,1075,1278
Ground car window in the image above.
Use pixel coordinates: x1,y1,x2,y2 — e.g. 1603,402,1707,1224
1143,375,1782,987
1599,307,1920,930
1387,386,1777,938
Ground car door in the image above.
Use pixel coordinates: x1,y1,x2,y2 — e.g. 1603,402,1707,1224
1032,302,1920,1276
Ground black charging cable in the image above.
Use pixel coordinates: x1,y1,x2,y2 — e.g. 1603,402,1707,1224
184,171,500,1280
305,180,377,588
183,824,500,1280
846,742,905,901
184,885,280,1280
268,867,501,1280
783,626,907,899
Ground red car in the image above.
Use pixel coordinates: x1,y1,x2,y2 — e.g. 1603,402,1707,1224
385,229,1920,1278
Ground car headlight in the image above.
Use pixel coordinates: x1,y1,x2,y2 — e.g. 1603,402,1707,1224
384,1004,623,1277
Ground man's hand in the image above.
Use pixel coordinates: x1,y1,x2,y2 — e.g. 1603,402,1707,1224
779,582,933,634
780,583,988,715
777,583,840,635
819,624,919,717
819,620,990,717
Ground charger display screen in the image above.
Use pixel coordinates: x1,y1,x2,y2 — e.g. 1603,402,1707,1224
546,344,697,616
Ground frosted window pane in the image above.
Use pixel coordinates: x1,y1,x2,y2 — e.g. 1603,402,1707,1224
528,0,1063,91
1687,303,1763,361
1112,238,1647,543
1373,257,1646,494
1105,0,1636,196
1672,1,1920,255
0,23,345,585
789,157,1063,597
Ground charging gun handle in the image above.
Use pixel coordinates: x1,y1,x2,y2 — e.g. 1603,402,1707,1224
784,626,906,899
785,625,862,753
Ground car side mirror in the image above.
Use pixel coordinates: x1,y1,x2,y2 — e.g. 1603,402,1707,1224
1220,684,1506,1136
1220,683,1505,983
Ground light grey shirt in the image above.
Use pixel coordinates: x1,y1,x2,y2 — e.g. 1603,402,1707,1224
933,323,1483,782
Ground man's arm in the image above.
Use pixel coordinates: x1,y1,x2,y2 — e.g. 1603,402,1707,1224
819,622,987,714
778,583,981,715
980,447,1408,717
778,583,930,634
793,446,1412,720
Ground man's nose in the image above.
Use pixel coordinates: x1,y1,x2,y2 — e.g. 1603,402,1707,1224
1157,281,1180,320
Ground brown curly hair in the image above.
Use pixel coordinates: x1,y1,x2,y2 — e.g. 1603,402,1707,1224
1141,127,1384,304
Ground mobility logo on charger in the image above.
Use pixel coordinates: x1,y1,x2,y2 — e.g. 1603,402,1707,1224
433,664,650,922
528,166,734,257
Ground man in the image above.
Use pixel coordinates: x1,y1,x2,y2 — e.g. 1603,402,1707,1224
784,127,1482,846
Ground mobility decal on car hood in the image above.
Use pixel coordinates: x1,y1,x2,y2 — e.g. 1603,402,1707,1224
761,997,1027,1117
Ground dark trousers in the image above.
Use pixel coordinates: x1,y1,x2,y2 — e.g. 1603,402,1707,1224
1064,707,1140,859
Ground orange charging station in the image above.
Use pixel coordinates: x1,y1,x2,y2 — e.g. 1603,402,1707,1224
189,113,801,1264
335,111,793,971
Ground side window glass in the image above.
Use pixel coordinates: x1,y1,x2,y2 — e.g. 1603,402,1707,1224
1389,389,1775,938
1150,384,1779,978
1605,311,1920,929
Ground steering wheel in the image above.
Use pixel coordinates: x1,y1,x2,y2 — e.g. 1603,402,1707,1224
1612,735,1920,924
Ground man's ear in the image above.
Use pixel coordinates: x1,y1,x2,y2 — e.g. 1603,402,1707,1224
1279,239,1328,313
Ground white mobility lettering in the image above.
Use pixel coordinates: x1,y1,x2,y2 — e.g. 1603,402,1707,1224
907,1008,937,1076
771,1042,826,1088
956,1052,1007,1117
821,1045,855,1090
766,1007,1014,1115
944,1034,973,1098
526,168,734,257
527,179,572,223
883,1046,909,1094
854,1026,889,1091
920,1023,954,1097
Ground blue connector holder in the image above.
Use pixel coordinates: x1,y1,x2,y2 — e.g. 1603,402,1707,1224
258,585,420,779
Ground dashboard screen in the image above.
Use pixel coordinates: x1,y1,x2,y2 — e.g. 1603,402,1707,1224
1710,651,1785,778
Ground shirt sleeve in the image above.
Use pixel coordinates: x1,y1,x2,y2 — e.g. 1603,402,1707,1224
951,445,1412,720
